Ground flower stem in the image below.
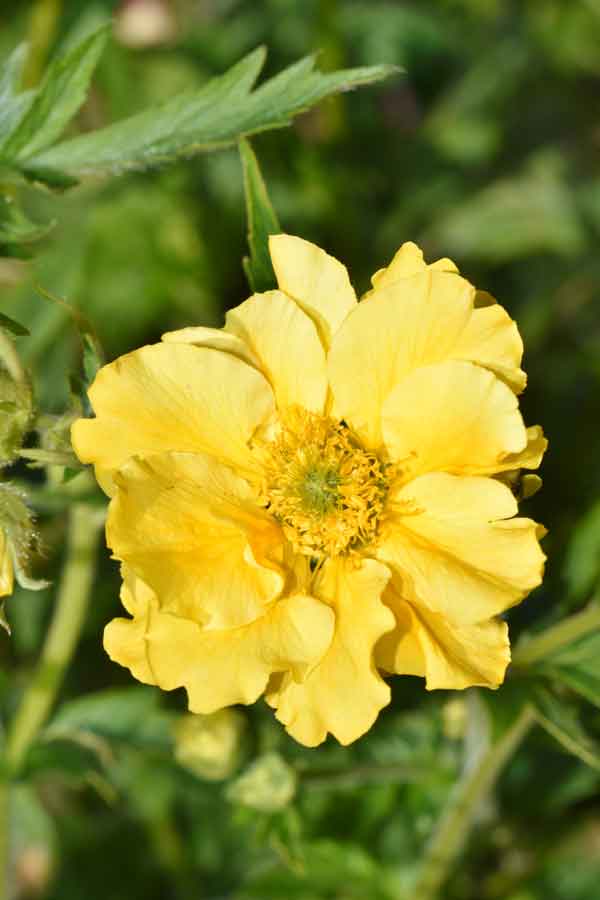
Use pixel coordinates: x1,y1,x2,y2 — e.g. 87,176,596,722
511,601,600,668
0,503,102,899
5,503,103,774
409,704,535,900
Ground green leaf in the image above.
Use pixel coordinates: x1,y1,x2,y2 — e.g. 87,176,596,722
0,24,109,161
532,687,600,771
540,630,600,709
0,311,29,336
26,50,398,177
45,687,173,749
564,500,600,603
240,138,280,293
0,194,54,258
0,45,34,144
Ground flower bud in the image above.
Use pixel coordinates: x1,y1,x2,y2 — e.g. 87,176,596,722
226,752,296,812
173,709,244,781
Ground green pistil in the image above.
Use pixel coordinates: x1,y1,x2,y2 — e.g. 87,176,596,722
298,466,341,516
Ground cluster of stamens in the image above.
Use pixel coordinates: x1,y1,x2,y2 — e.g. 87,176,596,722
260,409,391,559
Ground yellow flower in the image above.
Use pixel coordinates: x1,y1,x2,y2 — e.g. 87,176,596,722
72,236,546,747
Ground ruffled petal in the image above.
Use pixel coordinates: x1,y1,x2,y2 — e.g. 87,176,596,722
268,557,394,747
225,290,327,413
370,241,458,291
107,452,284,630
162,326,261,368
377,583,510,690
376,472,545,624
451,302,526,393
495,425,547,472
328,270,475,447
269,234,357,349
105,577,335,713
381,360,527,478
72,343,275,487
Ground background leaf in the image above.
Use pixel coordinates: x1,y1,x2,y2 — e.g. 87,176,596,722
240,137,281,292
0,23,109,160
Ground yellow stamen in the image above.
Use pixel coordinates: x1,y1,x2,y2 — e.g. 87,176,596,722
259,409,391,559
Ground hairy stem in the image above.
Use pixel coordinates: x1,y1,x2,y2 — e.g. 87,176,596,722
409,704,535,900
512,601,600,668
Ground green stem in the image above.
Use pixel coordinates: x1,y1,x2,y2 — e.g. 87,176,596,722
512,602,600,668
23,0,63,88
4,502,103,775
0,503,102,899
301,763,431,791
409,704,535,900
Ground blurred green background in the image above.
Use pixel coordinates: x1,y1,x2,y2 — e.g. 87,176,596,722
2,1,600,898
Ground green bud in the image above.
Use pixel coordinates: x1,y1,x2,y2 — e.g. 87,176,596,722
226,752,296,812
0,368,32,465
173,710,245,781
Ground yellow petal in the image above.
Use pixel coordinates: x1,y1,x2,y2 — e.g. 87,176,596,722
72,343,275,488
452,302,526,393
496,425,547,472
329,270,475,447
269,557,394,747
370,241,459,291
377,472,545,624
377,583,510,689
105,579,335,713
269,234,357,349
0,530,13,597
382,360,527,478
225,290,327,413
107,452,284,630
104,571,157,685
162,326,261,369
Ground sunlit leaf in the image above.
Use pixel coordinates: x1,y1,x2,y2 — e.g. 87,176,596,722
26,50,398,177
0,24,109,160
240,138,280,293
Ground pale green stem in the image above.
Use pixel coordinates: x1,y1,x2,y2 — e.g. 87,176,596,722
408,704,535,900
5,502,103,773
512,602,600,668
23,0,62,88
0,503,102,900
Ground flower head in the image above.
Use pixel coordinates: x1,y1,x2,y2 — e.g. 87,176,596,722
72,236,546,746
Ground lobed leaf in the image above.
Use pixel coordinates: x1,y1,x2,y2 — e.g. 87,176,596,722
25,52,398,177
0,24,109,161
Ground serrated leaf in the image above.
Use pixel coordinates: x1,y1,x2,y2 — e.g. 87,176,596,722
0,312,29,336
240,138,280,293
533,687,600,771
26,51,398,177
0,45,34,144
0,24,109,161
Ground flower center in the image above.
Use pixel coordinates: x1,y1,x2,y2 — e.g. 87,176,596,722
260,409,390,559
